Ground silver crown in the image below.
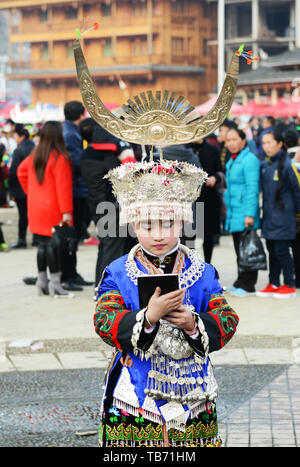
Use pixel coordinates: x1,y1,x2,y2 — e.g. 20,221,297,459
105,160,207,225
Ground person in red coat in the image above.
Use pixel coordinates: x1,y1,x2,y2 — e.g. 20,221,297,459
17,121,74,297
0,144,10,251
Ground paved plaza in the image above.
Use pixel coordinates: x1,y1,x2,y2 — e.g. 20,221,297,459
1,206,300,447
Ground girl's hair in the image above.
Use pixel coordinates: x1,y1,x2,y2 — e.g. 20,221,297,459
228,128,246,140
269,127,286,211
33,121,71,183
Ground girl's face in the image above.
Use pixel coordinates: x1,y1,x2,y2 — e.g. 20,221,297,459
134,219,182,256
225,130,246,154
262,133,283,157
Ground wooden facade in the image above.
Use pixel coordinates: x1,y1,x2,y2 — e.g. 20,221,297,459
1,0,218,107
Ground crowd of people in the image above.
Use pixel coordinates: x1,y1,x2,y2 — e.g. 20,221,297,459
0,103,300,299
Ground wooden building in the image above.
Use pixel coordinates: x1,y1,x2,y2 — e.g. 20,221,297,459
0,0,219,107
237,48,300,104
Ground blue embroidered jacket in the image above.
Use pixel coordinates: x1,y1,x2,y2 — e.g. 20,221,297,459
94,250,238,413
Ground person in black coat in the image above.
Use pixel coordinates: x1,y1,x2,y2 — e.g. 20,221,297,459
9,126,35,248
149,144,201,248
79,118,137,287
188,139,223,263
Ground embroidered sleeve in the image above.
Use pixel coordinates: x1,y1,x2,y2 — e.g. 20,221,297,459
94,290,129,349
94,290,159,352
200,293,239,353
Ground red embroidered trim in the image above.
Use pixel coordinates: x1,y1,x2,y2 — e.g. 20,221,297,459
94,290,130,350
207,294,239,347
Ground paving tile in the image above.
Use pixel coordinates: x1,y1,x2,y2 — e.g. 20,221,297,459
0,355,15,372
244,348,293,364
10,353,62,371
57,352,108,369
210,348,247,365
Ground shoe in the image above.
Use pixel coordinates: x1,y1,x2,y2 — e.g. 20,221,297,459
11,240,27,249
83,236,100,246
72,273,94,286
256,284,278,297
230,288,253,297
62,281,84,292
49,272,75,298
0,242,10,252
226,285,237,293
36,271,49,296
273,285,296,299
23,276,37,285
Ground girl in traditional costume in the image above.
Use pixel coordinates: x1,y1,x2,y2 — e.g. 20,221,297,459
93,160,239,447
72,38,249,447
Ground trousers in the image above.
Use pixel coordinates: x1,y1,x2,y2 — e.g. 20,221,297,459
266,239,295,287
35,234,60,274
15,197,28,241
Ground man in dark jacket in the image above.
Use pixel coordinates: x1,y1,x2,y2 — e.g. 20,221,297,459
62,100,93,290
188,139,223,263
79,118,137,286
9,126,35,248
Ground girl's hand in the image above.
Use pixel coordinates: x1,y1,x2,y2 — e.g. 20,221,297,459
163,304,196,331
146,287,186,326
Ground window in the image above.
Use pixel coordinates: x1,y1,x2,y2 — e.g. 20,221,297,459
171,37,184,53
39,8,48,23
101,3,111,17
66,6,78,20
132,39,147,56
66,44,73,58
103,38,112,57
173,0,185,15
12,42,20,61
41,43,49,60
23,42,31,61
132,3,146,16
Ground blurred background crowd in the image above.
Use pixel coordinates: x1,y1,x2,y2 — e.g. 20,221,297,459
0,101,300,300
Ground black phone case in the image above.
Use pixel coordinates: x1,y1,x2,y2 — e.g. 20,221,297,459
137,274,179,308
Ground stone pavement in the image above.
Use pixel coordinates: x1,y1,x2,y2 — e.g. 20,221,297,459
1,206,300,447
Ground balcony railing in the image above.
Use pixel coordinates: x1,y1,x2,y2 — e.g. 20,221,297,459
11,15,161,36
9,54,200,74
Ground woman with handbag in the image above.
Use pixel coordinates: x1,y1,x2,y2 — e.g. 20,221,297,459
17,121,74,297
224,128,261,296
257,127,300,298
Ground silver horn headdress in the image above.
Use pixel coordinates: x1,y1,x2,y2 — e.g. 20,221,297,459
73,38,239,147
73,39,240,224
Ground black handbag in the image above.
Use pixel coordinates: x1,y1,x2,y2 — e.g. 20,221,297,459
238,229,267,272
51,224,77,253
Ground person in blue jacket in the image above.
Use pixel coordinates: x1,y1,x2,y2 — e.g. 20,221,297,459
257,127,300,299
224,128,260,296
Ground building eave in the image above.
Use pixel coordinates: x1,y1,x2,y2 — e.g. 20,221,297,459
7,64,206,80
